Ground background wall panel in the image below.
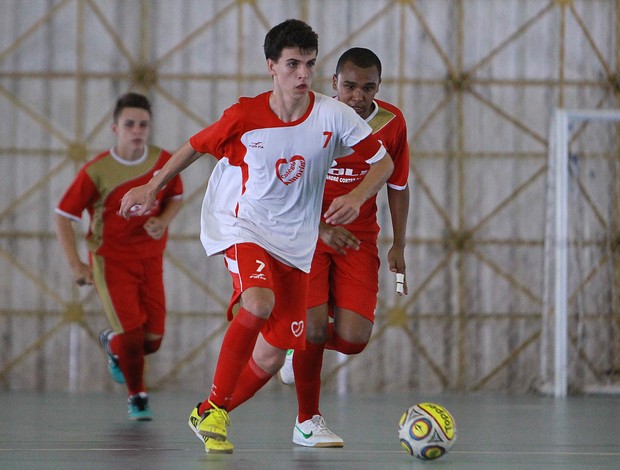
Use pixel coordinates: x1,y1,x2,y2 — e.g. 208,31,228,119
0,0,618,394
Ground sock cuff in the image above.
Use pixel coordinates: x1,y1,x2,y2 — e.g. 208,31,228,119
248,356,272,380
331,333,367,355
236,307,267,329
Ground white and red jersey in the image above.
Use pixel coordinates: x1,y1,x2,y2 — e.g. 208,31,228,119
322,98,409,239
190,91,387,272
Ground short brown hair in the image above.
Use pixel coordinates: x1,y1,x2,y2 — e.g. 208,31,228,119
263,19,319,62
113,93,151,122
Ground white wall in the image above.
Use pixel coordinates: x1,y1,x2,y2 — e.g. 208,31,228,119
0,0,618,394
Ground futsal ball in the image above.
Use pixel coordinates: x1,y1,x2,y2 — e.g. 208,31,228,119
398,402,457,460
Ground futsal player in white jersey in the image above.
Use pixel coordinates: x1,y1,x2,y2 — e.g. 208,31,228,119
119,19,394,454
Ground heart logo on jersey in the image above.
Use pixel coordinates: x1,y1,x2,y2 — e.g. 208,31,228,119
291,320,304,338
275,155,306,185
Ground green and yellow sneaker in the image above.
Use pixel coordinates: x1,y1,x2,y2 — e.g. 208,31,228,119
188,401,230,440
188,403,233,453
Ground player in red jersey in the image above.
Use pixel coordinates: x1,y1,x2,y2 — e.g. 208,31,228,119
118,20,394,454
54,93,183,421
278,47,410,447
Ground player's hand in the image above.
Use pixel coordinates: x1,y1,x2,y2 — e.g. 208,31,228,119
144,217,167,240
323,193,363,225
119,185,155,219
319,223,360,255
72,262,93,287
388,245,408,296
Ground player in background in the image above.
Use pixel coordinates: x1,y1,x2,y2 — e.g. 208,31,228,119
278,47,410,447
118,20,393,454
54,93,184,421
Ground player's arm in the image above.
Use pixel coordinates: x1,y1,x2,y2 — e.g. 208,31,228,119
120,140,202,219
387,185,410,295
319,221,360,255
143,197,183,240
324,152,393,225
54,213,93,286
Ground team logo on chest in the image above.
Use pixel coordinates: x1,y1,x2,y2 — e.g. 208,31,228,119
275,155,306,185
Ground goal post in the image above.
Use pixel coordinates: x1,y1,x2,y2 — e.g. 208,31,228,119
542,108,620,397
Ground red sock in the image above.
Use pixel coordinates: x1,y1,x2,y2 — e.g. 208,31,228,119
327,333,367,355
324,323,336,350
294,341,325,422
325,323,367,355
144,337,162,355
227,357,272,412
199,307,266,413
110,328,145,396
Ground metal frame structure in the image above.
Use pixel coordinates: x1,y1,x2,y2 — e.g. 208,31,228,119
1,1,620,393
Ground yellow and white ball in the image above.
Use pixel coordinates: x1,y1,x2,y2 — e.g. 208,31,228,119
398,402,457,460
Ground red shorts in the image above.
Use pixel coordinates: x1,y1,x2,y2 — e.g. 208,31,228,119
224,243,308,350
307,238,379,322
91,254,166,335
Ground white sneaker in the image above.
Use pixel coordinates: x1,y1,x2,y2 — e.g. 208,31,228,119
292,415,344,447
278,349,295,385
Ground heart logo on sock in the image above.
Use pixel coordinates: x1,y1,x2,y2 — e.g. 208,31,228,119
275,155,306,185
291,320,304,338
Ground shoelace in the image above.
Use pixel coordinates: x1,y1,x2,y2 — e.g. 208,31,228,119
309,415,330,434
206,400,231,426
128,394,147,410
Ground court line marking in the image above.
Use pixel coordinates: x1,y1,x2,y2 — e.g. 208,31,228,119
1,448,620,457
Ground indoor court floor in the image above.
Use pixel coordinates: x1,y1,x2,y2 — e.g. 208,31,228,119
1,387,619,469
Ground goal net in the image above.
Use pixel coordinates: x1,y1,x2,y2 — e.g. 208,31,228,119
542,109,620,397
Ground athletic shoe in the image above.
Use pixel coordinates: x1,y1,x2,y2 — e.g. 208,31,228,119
98,329,125,384
188,405,234,453
278,349,295,385
202,436,234,454
127,392,152,421
293,415,344,448
188,400,230,441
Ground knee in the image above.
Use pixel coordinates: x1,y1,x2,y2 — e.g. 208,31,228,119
253,347,286,376
330,310,372,354
117,328,145,355
305,309,329,344
259,355,284,375
305,324,328,344
241,288,275,318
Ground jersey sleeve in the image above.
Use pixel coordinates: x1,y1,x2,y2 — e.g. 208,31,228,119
385,115,410,190
351,135,386,165
55,166,99,220
159,150,184,200
189,104,245,163
163,174,184,200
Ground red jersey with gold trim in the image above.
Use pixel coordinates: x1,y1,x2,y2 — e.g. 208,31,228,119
55,145,183,260
322,98,409,238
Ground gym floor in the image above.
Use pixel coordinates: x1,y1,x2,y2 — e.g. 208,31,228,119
1,387,619,469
